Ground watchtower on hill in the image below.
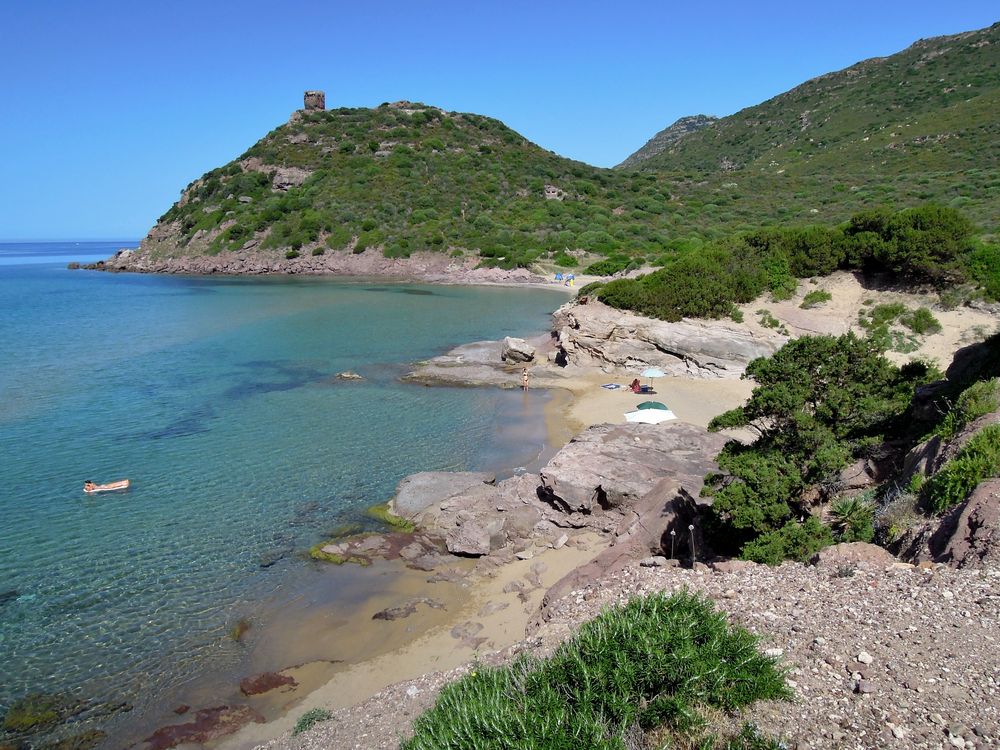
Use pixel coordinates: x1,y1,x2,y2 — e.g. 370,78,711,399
303,90,325,111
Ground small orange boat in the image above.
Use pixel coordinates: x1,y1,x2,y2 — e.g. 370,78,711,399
83,479,130,494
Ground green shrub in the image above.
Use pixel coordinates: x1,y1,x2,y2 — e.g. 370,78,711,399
311,247,325,256
800,289,832,309
757,309,780,328
293,707,333,736
924,424,1000,513
402,592,789,749
285,249,300,259
934,379,1000,439
900,307,942,335
741,516,834,565
828,496,875,542
553,252,578,268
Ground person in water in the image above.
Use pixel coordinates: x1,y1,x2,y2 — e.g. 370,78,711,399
84,481,95,491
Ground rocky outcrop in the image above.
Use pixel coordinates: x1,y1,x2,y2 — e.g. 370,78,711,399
553,300,782,378
900,479,1000,569
812,542,899,570
88,248,549,285
500,337,535,363
538,422,729,515
141,705,263,750
390,472,496,519
303,90,325,111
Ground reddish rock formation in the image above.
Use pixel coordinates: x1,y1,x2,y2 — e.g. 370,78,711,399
303,90,325,111
238,671,298,696
142,705,263,750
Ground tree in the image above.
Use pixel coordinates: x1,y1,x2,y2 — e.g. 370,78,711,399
703,333,932,559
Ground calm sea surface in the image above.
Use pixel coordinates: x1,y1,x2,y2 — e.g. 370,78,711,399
0,242,562,722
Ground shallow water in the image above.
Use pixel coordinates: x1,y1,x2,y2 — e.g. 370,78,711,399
0,243,561,728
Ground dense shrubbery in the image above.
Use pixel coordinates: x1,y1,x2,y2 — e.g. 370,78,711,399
402,592,789,750
933,378,999,440
592,205,982,321
703,334,934,560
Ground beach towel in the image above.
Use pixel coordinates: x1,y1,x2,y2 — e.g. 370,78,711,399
601,383,621,390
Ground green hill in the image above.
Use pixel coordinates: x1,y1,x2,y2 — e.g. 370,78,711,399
148,101,684,268
620,22,1000,232
142,23,999,269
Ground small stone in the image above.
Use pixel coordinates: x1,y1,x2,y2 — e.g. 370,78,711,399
406,685,419,698
764,647,784,658
930,714,946,726
856,679,876,694
813,636,827,646
948,736,966,748
942,590,955,600
639,556,669,568
857,651,874,664
552,533,568,549
515,550,533,560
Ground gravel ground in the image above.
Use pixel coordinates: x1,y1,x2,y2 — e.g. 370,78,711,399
260,560,999,750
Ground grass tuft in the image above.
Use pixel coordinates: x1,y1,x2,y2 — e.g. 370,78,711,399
401,591,789,749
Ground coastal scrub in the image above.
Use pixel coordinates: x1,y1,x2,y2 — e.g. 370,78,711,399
401,591,789,749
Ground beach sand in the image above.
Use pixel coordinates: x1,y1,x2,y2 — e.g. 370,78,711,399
202,360,755,750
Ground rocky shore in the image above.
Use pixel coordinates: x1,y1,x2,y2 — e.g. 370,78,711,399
77,247,550,286
45,275,993,750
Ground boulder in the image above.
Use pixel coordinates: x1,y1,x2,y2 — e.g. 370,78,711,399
925,478,1000,568
446,516,506,556
538,422,728,515
812,542,898,569
501,337,535,363
389,471,495,519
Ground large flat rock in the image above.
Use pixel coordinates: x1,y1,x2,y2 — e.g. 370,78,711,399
538,422,729,514
389,471,495,519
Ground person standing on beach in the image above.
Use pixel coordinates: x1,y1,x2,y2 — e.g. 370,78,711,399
522,368,529,391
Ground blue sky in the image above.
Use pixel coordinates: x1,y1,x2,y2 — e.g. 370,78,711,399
0,1,996,239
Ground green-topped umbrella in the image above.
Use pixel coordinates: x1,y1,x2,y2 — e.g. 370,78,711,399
637,401,669,410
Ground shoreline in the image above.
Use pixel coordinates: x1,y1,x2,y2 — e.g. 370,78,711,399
198,361,756,750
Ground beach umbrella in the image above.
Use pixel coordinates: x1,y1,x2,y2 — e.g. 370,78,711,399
624,408,677,424
640,366,666,390
637,401,669,410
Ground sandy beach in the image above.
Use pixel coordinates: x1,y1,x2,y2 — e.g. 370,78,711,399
193,354,756,750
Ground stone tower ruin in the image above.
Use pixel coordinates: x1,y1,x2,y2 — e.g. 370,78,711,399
303,90,326,111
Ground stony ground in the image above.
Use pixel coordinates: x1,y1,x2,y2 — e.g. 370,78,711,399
262,559,998,750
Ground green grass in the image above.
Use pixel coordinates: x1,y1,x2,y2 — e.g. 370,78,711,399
933,378,1000,440
401,591,790,750
292,707,333,736
924,424,1000,513
800,289,832,309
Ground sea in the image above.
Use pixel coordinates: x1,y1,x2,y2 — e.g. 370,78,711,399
0,242,563,737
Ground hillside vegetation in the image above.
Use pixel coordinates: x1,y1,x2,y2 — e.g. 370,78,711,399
622,23,1000,232
140,23,999,268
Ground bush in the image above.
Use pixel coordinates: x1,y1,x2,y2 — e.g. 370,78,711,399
741,516,833,565
402,592,789,749
900,307,942,335
828,495,875,542
924,424,1000,513
293,707,333,736
311,247,325,256
285,249,300,259
934,379,1000,439
800,289,832,309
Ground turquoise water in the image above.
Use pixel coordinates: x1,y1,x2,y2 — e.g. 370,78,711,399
0,243,561,726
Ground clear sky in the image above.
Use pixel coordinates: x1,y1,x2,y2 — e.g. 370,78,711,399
1,1,996,240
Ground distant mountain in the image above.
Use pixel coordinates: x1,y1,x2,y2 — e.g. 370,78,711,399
617,115,717,169
619,23,999,230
